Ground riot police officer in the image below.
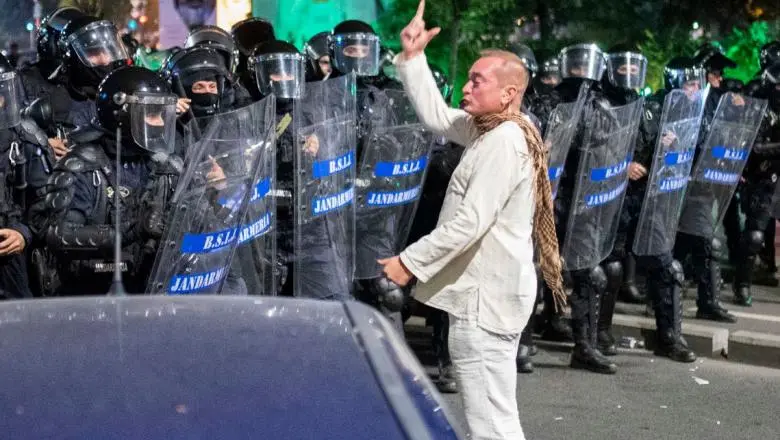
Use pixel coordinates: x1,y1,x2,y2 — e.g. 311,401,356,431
672,56,739,323
599,51,699,362
161,46,251,126
230,17,276,100
184,25,238,75
248,39,352,300
0,55,36,299
328,19,409,329
35,66,179,295
303,31,332,82
58,15,133,129
17,7,87,161
731,65,780,306
552,43,646,374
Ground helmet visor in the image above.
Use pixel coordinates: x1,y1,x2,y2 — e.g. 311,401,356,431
253,53,305,99
607,52,648,90
128,93,178,154
331,32,380,76
560,45,605,81
68,21,129,68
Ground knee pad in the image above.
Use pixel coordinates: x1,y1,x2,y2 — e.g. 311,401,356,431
603,261,623,291
746,230,765,255
710,237,724,256
663,259,685,286
587,265,608,291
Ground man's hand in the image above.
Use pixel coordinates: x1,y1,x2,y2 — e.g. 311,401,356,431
661,131,677,147
399,0,441,61
304,135,320,156
48,137,69,159
731,94,746,107
0,229,25,256
378,256,414,287
206,155,226,183
628,162,648,181
176,98,192,115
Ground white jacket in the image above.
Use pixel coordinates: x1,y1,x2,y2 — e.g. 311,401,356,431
396,53,538,335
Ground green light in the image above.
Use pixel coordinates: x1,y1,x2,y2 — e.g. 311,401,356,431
692,22,699,30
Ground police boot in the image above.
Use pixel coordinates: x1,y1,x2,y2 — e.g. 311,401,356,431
696,240,737,323
651,261,697,363
432,312,458,393
597,261,621,356
569,269,617,375
619,253,645,304
539,283,573,342
732,230,763,307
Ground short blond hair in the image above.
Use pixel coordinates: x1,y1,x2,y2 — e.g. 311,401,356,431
479,49,529,93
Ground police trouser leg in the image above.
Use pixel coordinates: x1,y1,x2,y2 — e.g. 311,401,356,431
723,193,742,266
734,199,774,305
618,252,645,304
679,233,737,323
597,261,622,356
644,255,696,363
760,221,776,272
569,267,617,374
539,281,573,342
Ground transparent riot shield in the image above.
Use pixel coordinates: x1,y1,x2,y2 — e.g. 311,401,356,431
354,90,435,279
146,96,276,295
633,89,707,256
561,98,644,271
547,83,588,199
677,93,767,239
292,74,357,299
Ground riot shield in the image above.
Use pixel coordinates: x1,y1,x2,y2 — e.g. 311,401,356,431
677,93,767,239
354,90,434,279
146,96,276,295
292,74,357,299
561,98,644,271
632,89,707,256
547,83,588,199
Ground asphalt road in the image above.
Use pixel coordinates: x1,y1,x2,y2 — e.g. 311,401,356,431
411,334,780,440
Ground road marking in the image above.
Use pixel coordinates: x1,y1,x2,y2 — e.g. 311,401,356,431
686,307,780,323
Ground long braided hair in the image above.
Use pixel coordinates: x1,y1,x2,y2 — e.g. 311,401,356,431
472,49,567,311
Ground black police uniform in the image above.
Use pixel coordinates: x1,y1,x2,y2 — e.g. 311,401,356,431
731,75,780,306
600,87,696,362
33,67,179,295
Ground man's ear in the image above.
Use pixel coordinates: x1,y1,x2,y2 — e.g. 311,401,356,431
502,84,519,105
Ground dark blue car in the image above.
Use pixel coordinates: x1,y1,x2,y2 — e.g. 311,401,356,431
0,296,463,439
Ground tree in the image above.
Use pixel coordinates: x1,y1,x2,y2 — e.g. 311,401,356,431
376,0,522,104
58,0,128,23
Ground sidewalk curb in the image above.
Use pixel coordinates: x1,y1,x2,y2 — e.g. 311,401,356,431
728,330,780,369
611,314,729,359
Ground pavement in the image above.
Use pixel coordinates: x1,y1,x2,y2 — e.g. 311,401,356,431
412,345,780,440
609,275,780,369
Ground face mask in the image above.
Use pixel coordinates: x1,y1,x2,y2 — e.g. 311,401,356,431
190,93,220,114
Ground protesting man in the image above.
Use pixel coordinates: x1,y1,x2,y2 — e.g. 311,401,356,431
378,1,564,438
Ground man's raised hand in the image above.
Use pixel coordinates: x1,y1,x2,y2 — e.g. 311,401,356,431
400,0,441,61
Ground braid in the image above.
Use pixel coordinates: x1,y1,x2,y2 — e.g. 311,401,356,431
473,113,567,312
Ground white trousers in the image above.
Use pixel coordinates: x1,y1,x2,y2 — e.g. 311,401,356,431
449,315,525,440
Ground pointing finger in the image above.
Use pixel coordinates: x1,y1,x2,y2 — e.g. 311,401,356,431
415,0,425,20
